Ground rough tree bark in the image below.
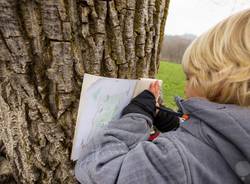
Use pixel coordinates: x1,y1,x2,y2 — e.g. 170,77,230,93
0,0,169,183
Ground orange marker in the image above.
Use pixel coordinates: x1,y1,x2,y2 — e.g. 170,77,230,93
182,114,189,121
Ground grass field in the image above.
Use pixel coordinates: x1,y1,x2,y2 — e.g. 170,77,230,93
156,61,186,109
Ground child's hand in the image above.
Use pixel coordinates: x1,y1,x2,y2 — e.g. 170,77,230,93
149,81,161,114
149,81,160,101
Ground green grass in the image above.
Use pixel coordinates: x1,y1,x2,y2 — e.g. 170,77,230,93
156,61,186,109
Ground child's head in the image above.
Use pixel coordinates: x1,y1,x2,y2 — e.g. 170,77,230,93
182,9,250,107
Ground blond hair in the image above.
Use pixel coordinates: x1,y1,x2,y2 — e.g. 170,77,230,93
182,9,250,107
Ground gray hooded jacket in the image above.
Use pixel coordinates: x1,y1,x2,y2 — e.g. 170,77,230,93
75,97,250,184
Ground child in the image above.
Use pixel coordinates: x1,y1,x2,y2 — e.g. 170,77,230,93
75,9,250,184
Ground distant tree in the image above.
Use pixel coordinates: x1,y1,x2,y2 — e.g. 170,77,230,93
160,34,195,63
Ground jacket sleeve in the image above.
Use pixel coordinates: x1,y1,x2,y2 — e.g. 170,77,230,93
74,113,188,184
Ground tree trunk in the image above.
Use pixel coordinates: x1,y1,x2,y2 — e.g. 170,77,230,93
0,0,169,183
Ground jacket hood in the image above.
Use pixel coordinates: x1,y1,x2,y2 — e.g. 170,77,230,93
180,97,250,183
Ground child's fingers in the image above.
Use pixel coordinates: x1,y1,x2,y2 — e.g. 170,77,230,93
154,81,160,97
149,83,154,94
149,81,160,100
156,81,159,87
149,83,153,90
155,81,160,92
149,82,156,97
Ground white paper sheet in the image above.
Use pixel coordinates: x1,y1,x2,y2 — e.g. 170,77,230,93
71,74,137,161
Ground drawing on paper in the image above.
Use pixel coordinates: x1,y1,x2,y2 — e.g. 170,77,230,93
79,78,137,146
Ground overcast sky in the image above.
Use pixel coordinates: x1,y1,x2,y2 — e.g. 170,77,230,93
165,0,250,36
